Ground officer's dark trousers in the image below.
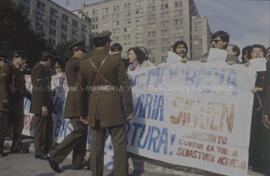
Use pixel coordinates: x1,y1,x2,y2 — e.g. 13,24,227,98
49,117,87,169
34,114,53,155
11,109,24,152
90,123,129,176
0,112,9,152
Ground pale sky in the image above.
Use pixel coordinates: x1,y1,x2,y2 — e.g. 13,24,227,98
52,0,270,50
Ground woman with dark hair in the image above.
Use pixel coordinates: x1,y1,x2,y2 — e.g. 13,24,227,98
127,47,152,72
241,45,252,63
249,44,270,175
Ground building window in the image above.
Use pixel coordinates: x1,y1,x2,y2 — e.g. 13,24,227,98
72,28,78,36
49,18,57,27
61,33,67,41
124,2,131,9
136,25,143,32
161,29,169,36
148,48,156,54
147,6,155,12
175,9,183,16
148,31,156,37
50,8,58,17
92,9,99,15
162,47,169,53
61,24,67,31
136,16,143,23
136,40,143,46
175,1,183,8
161,20,169,27
113,5,119,11
161,3,168,10
37,0,45,12
103,7,109,13
162,38,169,45
161,11,169,18
148,40,156,46
136,8,143,14
175,36,184,41
123,27,131,32
82,24,87,32
72,20,78,27
113,21,120,26
49,28,56,37
136,33,143,40
175,18,183,25
124,34,131,40
148,13,155,20
148,23,156,29
123,18,131,24
62,14,68,23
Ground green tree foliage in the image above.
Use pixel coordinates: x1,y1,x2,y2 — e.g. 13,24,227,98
54,40,76,68
0,0,54,67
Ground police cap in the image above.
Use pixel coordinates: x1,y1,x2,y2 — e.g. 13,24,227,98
10,50,24,58
69,40,86,51
92,31,112,45
40,51,55,61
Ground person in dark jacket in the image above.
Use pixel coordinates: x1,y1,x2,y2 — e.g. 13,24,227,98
30,51,54,160
9,51,31,153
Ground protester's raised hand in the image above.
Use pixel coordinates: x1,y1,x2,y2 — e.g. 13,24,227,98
200,57,207,63
126,113,133,121
227,60,235,65
180,58,188,63
41,106,48,118
80,116,88,125
263,114,270,129
251,87,263,93
245,61,251,67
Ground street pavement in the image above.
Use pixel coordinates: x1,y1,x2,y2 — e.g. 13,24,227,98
0,138,265,176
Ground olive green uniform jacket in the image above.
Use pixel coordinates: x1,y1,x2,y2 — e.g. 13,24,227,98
77,48,133,127
30,63,52,114
64,57,82,118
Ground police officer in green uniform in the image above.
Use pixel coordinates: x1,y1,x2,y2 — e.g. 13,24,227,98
47,41,88,173
30,51,54,160
0,55,12,157
77,31,134,176
9,51,31,153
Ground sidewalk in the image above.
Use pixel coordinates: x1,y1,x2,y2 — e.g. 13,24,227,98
0,137,264,176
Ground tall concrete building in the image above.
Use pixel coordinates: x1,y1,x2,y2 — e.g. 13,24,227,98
191,16,211,58
12,0,91,47
74,0,211,63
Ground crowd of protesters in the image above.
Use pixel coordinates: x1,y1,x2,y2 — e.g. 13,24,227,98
0,30,270,175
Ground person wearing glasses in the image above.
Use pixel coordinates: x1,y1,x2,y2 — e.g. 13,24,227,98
199,31,230,63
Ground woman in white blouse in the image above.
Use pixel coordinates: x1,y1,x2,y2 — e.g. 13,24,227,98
127,47,152,72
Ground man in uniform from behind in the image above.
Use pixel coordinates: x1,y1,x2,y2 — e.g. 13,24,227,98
9,51,31,153
30,51,54,160
77,31,133,176
0,55,12,157
47,41,88,173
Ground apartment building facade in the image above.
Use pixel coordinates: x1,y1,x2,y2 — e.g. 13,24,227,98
12,0,91,47
74,0,210,63
191,16,211,58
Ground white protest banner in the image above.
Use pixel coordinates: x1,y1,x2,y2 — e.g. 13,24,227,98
22,73,114,169
126,60,257,176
